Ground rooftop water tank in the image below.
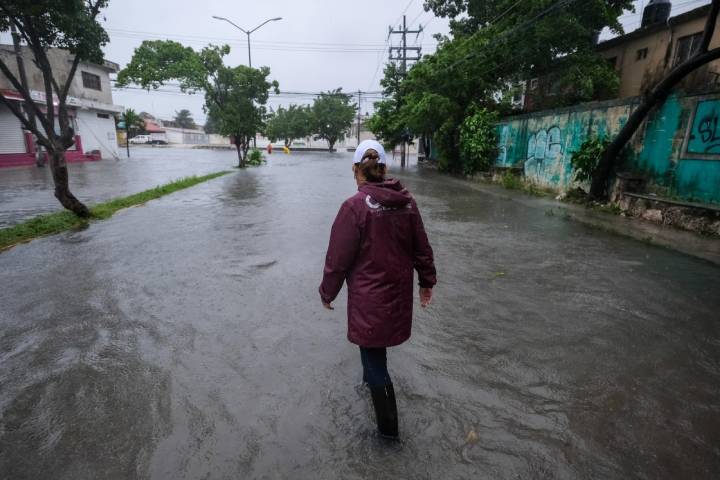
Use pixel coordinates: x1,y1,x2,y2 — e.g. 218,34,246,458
641,0,672,28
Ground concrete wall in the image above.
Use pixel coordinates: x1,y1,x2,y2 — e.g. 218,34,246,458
496,93,720,204
0,45,117,105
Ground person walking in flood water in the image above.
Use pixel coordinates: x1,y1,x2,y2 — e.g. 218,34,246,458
319,139,437,439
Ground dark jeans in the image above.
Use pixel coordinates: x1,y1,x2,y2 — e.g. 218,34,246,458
360,347,392,387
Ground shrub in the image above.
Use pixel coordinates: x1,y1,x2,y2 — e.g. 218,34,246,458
501,171,523,190
459,107,499,175
570,136,609,184
246,149,265,166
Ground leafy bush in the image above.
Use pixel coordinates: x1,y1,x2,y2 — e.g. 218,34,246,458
459,107,499,175
570,136,609,184
501,171,523,190
246,149,265,166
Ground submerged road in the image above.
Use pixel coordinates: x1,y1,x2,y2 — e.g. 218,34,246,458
1,151,719,479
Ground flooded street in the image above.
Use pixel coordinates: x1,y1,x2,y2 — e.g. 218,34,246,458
1,150,719,479
0,147,235,227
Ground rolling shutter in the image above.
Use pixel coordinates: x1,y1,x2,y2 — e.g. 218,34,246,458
0,103,26,154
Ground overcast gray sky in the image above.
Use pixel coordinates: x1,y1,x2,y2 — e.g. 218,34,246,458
101,0,450,124
5,0,711,124
95,0,718,123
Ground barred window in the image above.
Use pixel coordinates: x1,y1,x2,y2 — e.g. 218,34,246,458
81,71,101,91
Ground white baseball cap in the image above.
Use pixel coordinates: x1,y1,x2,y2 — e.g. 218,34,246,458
353,139,387,165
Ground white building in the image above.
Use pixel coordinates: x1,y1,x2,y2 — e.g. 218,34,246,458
0,45,122,167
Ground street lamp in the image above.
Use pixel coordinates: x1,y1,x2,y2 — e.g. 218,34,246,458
211,15,282,68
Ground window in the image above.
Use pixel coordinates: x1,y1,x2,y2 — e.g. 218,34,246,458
674,32,703,67
636,48,649,61
81,71,101,91
529,78,539,91
96,113,109,119
607,57,618,70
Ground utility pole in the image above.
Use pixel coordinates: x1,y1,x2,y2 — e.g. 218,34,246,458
356,90,362,147
389,15,422,168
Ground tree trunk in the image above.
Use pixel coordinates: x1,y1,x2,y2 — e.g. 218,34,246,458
236,143,244,168
49,150,90,217
329,140,335,152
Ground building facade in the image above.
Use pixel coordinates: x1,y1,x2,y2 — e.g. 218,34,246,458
0,45,123,167
598,3,720,100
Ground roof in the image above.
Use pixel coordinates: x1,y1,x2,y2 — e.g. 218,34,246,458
598,4,710,51
144,119,166,133
0,44,119,72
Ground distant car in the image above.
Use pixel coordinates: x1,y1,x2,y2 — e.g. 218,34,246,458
129,135,151,144
149,139,168,145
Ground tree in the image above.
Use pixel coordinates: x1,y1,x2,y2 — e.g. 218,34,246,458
206,64,276,167
311,88,356,151
203,111,219,134
265,104,312,147
458,106,499,174
590,0,720,199
367,63,408,151
117,41,278,168
368,0,632,172
120,108,145,157
174,109,196,129
0,0,110,217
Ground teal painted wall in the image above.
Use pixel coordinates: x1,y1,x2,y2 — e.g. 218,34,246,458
496,93,720,204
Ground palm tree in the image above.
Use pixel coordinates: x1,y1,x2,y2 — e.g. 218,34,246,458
120,109,145,157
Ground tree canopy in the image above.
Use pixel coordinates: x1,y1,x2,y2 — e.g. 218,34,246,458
265,104,312,147
311,89,356,151
368,0,634,173
117,41,278,167
0,0,110,216
174,109,196,129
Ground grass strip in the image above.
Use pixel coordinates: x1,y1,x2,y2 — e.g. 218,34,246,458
0,171,231,252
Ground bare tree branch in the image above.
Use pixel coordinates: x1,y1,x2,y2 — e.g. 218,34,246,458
0,57,50,132
699,0,720,54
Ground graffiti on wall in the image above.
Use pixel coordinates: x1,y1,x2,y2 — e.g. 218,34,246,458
687,99,720,155
525,126,563,179
497,124,510,165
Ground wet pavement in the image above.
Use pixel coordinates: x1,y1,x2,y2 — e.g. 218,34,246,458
0,147,235,227
1,150,719,479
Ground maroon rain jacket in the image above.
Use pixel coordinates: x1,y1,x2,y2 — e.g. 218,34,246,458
319,179,436,348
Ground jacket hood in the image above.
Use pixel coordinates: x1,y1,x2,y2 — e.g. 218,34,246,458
359,179,412,208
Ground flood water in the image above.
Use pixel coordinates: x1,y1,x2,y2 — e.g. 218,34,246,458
0,147,236,227
1,150,719,479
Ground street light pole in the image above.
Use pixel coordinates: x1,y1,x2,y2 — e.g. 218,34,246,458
211,15,282,68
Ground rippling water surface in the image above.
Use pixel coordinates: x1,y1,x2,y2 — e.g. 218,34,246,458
1,150,719,479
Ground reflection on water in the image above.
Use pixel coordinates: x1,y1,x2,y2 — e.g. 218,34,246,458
1,151,719,479
0,148,236,227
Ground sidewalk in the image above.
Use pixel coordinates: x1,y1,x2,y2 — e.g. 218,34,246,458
447,176,720,266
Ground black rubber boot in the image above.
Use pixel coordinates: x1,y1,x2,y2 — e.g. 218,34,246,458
369,383,399,439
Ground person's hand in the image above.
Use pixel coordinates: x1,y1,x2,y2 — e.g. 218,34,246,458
322,301,334,310
419,287,433,308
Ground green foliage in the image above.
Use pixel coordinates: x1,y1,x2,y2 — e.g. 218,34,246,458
365,0,632,170
174,109,196,129
117,40,278,167
0,0,110,65
0,171,230,251
367,63,409,148
571,135,610,184
459,107,499,175
311,88,356,151
120,108,145,137
203,111,220,134
265,105,312,146
246,149,265,166
500,171,523,190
